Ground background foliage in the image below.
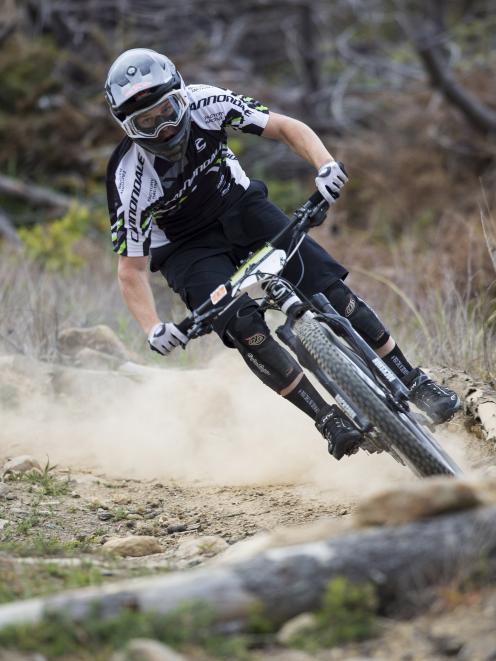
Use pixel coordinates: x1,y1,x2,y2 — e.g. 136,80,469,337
0,0,495,374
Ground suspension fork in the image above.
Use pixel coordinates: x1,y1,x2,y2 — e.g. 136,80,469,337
310,293,410,407
265,280,373,433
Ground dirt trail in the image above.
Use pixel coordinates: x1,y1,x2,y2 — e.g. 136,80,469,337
1,355,494,661
0,353,484,556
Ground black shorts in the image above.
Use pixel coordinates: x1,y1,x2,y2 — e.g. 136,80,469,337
150,180,348,341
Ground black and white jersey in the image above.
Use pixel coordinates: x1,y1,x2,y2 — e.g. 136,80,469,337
106,85,270,256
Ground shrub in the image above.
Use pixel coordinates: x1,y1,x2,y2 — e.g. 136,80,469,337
18,203,89,271
287,576,379,652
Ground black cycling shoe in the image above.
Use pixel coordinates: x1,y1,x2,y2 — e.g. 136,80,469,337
403,368,461,424
316,404,363,460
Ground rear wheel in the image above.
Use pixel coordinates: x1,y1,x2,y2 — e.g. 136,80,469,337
295,317,461,477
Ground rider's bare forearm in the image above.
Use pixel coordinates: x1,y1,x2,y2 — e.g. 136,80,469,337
118,256,160,335
262,112,334,170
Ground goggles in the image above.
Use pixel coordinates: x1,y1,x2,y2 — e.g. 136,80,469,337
120,89,188,140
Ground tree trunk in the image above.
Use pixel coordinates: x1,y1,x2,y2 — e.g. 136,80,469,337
0,505,495,631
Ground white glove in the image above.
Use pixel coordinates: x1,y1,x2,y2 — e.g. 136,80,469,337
315,160,348,205
147,322,188,356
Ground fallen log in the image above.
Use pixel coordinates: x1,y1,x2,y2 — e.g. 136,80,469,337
0,174,72,211
0,505,495,632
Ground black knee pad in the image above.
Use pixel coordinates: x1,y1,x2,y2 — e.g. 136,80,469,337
325,280,390,350
225,309,301,392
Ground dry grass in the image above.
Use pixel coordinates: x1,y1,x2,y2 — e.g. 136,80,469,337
315,201,496,380
1,181,495,379
0,244,188,361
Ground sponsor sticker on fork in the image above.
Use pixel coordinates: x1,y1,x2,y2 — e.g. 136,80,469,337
210,284,228,305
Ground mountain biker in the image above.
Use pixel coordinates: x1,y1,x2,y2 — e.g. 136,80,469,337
105,48,461,460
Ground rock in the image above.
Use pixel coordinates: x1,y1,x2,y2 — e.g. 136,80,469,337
51,366,132,399
0,519,9,530
2,455,42,477
355,477,481,527
98,509,113,521
276,612,318,645
103,536,163,557
57,325,131,361
135,522,155,535
465,386,496,443
215,517,349,566
111,638,186,661
0,355,53,396
175,535,228,562
457,631,496,661
73,347,122,370
166,523,187,534
0,482,10,498
430,634,464,657
113,495,132,505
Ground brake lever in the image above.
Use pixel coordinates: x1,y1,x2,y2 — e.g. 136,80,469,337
308,200,329,228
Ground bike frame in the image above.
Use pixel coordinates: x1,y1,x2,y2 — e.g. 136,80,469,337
175,191,415,448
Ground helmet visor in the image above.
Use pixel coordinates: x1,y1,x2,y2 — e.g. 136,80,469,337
121,90,188,140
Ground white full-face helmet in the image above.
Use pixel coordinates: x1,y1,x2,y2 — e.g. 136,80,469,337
105,48,190,161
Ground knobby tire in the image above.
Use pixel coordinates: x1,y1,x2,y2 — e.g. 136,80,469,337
295,317,460,477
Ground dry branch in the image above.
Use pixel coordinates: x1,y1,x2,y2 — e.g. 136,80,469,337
415,36,496,136
0,174,72,211
396,0,496,136
0,505,495,631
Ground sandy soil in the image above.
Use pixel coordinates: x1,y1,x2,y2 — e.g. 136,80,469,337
0,353,488,557
1,353,494,660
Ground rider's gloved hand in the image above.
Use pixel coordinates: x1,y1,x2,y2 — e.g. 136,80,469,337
147,322,187,356
315,160,348,204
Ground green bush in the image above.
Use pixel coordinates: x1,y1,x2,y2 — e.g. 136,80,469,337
0,35,59,112
18,203,89,271
287,576,379,652
265,178,311,214
0,602,250,660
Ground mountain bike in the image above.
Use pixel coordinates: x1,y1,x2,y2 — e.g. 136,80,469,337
175,191,462,478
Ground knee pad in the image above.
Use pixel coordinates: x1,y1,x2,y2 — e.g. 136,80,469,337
325,280,390,350
225,309,301,392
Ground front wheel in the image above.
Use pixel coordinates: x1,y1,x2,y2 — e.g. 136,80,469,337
295,317,461,477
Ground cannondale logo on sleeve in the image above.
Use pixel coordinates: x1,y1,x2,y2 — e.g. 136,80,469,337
195,138,206,152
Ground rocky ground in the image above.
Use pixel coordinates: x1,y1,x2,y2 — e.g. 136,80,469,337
1,327,496,659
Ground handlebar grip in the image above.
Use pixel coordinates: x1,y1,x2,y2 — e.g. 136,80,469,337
176,316,194,336
308,190,324,206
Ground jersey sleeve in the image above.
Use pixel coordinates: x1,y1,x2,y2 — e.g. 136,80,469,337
190,85,270,135
106,140,152,257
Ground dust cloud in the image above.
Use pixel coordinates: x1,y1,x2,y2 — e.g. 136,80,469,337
1,353,469,494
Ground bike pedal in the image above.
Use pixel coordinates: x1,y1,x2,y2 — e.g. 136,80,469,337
359,435,384,455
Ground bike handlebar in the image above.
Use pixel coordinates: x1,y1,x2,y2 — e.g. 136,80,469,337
174,189,327,339
308,189,324,206
176,315,195,336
